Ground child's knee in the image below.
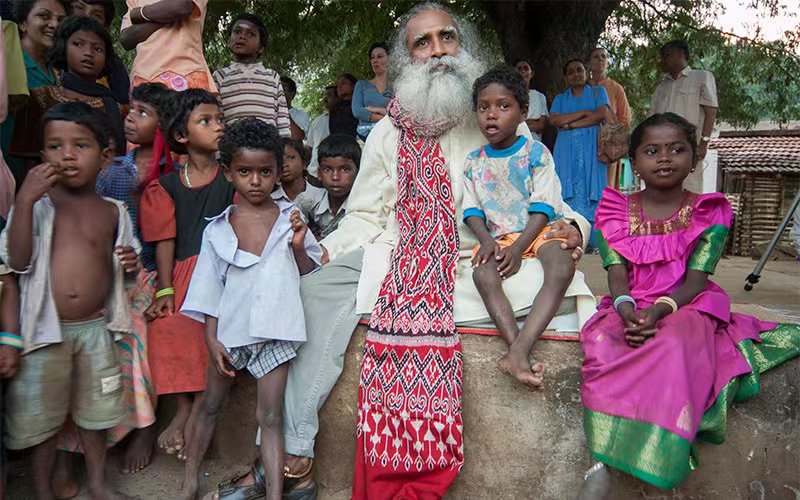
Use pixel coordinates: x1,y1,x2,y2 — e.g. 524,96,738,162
200,394,226,419
541,248,575,283
256,406,282,431
472,262,500,289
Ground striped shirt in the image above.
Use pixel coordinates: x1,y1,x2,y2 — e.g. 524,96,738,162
213,62,291,136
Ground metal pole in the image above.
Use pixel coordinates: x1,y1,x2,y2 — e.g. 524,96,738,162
744,189,800,291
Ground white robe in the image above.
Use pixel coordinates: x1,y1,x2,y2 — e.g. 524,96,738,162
320,116,597,330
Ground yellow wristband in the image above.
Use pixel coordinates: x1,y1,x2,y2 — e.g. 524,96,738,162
155,287,175,299
655,296,678,314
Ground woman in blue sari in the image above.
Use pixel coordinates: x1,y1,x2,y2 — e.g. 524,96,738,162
550,59,616,246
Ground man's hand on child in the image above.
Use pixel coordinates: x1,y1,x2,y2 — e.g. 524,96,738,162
208,339,236,378
115,246,140,275
497,245,523,279
145,295,174,321
472,242,499,268
290,210,308,250
18,162,60,204
0,345,20,378
543,220,584,262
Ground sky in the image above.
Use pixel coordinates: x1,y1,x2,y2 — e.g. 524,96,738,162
716,0,798,41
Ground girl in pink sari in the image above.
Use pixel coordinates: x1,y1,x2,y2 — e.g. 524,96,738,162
578,113,800,497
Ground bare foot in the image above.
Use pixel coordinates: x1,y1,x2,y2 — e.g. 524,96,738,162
177,476,199,500
122,425,156,474
88,485,139,500
497,351,544,390
577,464,611,500
52,452,79,500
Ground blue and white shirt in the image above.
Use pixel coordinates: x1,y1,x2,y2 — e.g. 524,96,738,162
462,136,565,238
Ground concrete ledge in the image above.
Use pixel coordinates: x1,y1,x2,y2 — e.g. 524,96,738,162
310,327,800,499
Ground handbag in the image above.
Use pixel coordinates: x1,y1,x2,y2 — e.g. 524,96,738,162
593,86,629,164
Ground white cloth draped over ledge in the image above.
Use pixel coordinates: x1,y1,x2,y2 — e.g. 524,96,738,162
320,116,597,330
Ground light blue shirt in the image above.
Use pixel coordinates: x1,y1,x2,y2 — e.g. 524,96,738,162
351,79,393,126
181,198,323,348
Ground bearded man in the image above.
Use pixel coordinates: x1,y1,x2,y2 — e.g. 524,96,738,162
210,3,595,499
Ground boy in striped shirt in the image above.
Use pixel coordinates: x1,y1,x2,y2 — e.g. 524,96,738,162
213,13,291,136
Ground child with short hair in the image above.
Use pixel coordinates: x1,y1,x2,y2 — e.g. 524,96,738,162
278,137,324,201
140,88,235,459
295,133,360,239
213,13,290,137
178,117,322,500
463,66,576,390
578,113,800,496
11,16,127,159
0,101,140,499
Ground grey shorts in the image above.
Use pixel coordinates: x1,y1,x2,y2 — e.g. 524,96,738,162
228,340,297,379
5,318,124,450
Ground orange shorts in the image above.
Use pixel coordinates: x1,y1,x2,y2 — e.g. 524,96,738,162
471,226,567,260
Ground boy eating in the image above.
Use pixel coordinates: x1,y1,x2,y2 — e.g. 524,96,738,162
212,13,291,136
463,67,576,390
0,102,140,499
178,118,322,500
294,133,360,240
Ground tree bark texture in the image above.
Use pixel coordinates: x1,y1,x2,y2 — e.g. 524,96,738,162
481,0,621,100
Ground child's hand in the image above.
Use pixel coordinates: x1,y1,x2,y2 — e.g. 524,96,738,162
472,242,499,268
207,338,235,378
624,306,664,347
115,246,140,275
496,245,523,279
0,345,20,378
18,162,60,204
290,210,308,250
145,294,174,321
617,303,638,329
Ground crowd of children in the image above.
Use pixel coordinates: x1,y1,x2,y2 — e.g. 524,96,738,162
0,2,798,500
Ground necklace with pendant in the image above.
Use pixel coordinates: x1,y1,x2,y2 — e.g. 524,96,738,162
183,162,192,188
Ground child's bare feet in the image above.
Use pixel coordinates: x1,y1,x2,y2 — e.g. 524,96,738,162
52,452,79,500
159,397,192,455
88,484,139,500
577,463,611,500
122,425,156,474
497,350,544,390
177,476,199,500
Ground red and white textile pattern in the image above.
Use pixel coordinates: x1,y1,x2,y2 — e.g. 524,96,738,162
352,98,464,499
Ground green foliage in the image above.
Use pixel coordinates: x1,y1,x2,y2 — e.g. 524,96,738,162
601,0,800,127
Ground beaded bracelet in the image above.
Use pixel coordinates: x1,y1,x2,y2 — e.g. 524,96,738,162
0,332,24,350
613,295,636,311
155,287,175,299
654,296,678,314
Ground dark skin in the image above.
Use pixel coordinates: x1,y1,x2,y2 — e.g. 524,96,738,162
20,0,67,69
125,100,162,186
281,83,305,141
120,0,195,51
0,274,21,379
229,20,263,64
318,156,358,217
467,83,577,390
514,60,546,134
142,103,223,460
70,0,108,25
8,121,138,500
280,144,308,201
179,149,312,500
549,61,616,131
611,123,705,347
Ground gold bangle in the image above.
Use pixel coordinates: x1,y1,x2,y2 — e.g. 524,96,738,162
155,287,174,299
654,296,678,314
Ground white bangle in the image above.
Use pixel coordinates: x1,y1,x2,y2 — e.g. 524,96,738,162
139,5,152,22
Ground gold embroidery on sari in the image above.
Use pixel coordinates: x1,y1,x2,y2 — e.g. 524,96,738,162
628,192,698,236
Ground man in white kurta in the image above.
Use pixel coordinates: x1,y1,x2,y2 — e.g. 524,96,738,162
250,4,596,496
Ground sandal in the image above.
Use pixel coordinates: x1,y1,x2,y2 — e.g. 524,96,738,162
215,460,266,500
283,459,317,500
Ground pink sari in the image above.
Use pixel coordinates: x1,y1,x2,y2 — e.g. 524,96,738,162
581,188,800,489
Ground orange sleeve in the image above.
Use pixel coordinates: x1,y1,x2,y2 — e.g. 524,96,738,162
614,82,632,127
139,180,176,242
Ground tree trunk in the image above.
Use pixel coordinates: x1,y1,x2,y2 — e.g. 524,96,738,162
481,0,621,101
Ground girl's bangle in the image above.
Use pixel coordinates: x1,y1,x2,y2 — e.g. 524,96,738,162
139,6,152,22
654,296,678,314
0,332,24,350
613,295,636,311
155,287,175,299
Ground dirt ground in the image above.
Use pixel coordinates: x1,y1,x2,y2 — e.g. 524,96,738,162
5,255,800,499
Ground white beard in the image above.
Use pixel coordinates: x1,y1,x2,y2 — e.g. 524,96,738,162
393,50,485,126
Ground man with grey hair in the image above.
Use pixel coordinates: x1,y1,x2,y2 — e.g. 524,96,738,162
209,4,594,499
